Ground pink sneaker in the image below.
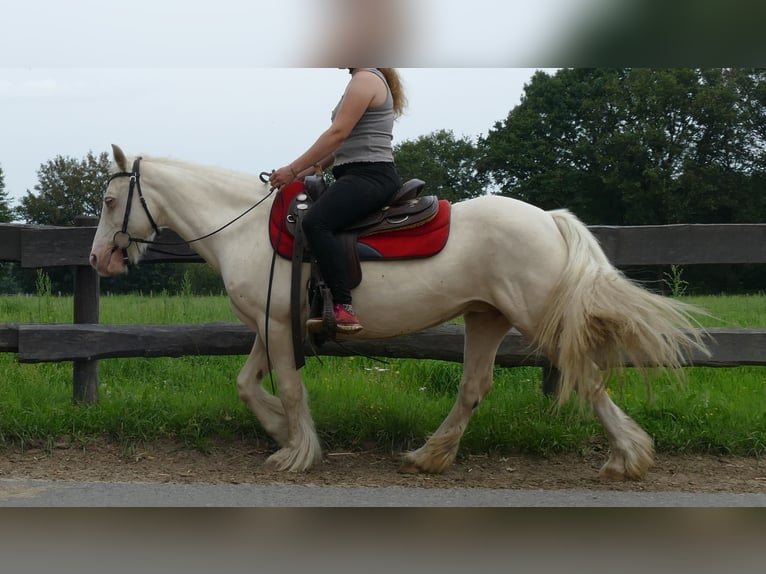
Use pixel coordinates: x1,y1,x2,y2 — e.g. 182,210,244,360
306,303,363,334
333,303,363,333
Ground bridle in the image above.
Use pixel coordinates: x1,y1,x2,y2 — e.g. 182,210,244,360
106,157,160,257
105,157,275,258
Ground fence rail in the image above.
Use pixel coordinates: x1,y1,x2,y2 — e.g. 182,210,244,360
0,323,764,367
1,218,765,403
3,221,766,267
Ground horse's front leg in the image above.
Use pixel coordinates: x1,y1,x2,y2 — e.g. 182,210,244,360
236,335,289,446
400,311,511,474
261,322,323,472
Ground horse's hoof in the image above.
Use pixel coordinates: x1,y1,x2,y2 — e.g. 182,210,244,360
266,447,317,472
398,461,422,474
599,466,627,481
599,462,647,481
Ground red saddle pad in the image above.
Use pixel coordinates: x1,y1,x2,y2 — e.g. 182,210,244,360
268,181,451,260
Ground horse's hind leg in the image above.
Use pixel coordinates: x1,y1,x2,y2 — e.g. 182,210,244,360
236,336,289,446
588,379,655,480
400,310,511,474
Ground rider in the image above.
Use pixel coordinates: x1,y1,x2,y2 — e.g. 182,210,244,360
269,68,406,334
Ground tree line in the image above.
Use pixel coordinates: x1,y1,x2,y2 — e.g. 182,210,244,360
2,68,765,295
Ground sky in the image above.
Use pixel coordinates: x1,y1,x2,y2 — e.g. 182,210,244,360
0,67,552,204
0,0,608,207
1,0,758,207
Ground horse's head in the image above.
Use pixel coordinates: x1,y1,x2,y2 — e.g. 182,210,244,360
89,144,158,276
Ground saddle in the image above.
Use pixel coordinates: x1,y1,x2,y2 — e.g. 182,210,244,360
268,175,452,369
286,176,438,283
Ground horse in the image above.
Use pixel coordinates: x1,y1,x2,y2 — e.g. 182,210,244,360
89,144,708,480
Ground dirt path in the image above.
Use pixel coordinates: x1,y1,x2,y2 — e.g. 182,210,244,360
1,437,765,493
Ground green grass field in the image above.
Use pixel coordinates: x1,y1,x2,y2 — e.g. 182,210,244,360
0,292,764,457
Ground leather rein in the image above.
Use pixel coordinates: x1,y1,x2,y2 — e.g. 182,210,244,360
107,157,274,258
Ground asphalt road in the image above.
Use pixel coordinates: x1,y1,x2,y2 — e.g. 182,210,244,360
1,479,765,506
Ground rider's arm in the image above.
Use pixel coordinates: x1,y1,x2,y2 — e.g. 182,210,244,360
269,71,383,189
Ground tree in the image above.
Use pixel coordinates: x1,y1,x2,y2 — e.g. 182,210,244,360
8,151,113,294
478,68,766,293
478,69,623,220
394,129,488,203
14,151,110,225
0,164,12,223
0,164,20,293
478,68,766,226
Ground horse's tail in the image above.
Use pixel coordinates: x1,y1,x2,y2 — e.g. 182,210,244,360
533,209,709,406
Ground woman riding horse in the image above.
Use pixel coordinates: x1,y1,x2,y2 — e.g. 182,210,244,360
269,68,407,335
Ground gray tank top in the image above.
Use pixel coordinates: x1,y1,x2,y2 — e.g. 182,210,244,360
332,68,395,166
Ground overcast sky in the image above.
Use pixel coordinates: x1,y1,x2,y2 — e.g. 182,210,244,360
0,0,610,205
1,0,756,207
0,68,555,203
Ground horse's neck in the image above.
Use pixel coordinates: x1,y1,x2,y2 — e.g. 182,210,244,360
146,162,272,270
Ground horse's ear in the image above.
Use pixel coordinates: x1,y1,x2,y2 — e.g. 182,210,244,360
111,144,128,172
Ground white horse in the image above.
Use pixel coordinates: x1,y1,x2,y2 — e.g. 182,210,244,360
90,145,708,480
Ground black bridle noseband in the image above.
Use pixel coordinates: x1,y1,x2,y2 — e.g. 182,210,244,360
105,158,275,258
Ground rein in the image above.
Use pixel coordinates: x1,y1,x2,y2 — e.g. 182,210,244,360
107,158,274,255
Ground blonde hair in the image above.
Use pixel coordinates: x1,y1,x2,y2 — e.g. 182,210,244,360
378,68,407,118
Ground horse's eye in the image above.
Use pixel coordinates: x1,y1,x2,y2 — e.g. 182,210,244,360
104,196,115,208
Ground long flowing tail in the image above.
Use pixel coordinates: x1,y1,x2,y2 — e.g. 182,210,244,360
533,209,710,405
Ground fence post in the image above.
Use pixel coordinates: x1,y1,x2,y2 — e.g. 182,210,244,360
73,215,100,404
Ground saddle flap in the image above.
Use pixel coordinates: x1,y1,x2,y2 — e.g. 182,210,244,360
285,192,312,238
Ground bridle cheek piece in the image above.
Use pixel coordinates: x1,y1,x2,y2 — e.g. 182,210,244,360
105,157,160,258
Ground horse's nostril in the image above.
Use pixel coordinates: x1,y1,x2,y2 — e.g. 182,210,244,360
89,253,97,267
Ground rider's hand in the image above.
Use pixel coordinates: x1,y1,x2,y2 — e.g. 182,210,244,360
269,165,298,191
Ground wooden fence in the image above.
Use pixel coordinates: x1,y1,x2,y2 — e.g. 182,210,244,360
1,216,765,403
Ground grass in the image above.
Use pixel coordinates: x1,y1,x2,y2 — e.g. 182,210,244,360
0,292,764,457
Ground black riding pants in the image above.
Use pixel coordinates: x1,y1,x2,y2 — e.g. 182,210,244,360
301,162,401,304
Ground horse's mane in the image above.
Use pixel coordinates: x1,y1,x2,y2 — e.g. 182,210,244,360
144,155,255,182
115,154,269,201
